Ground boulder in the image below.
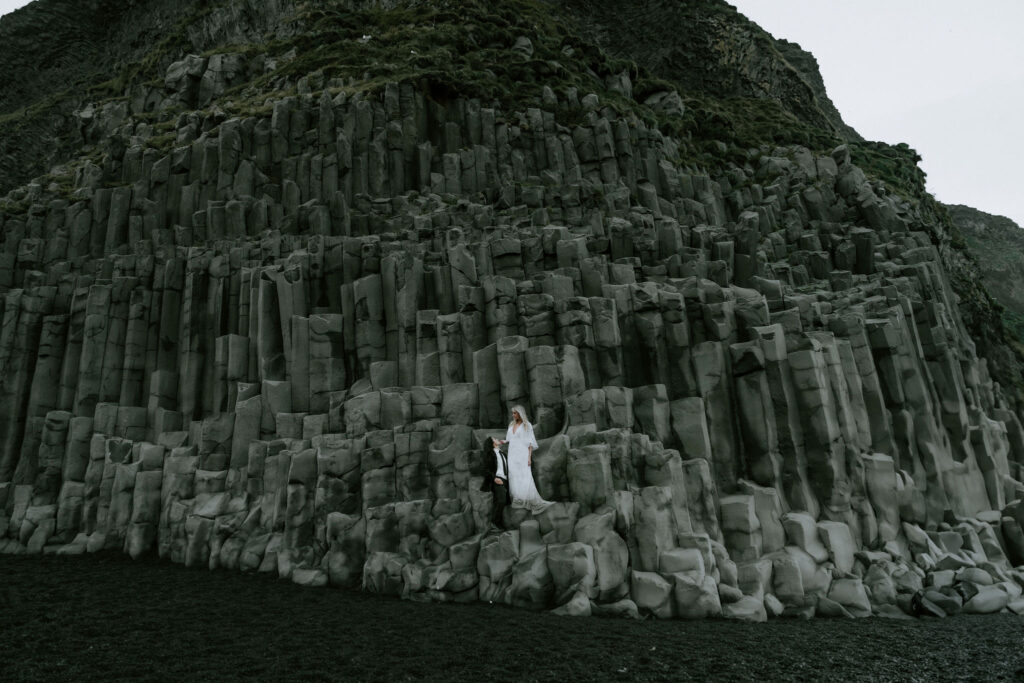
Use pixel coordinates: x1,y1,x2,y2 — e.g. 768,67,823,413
547,542,597,603
828,578,871,617
763,593,784,618
630,570,673,619
550,590,592,617
658,548,705,578
673,574,722,618
590,598,640,620
509,548,553,610
782,512,829,563
723,595,767,622
633,486,676,572
817,520,856,574
962,586,1010,614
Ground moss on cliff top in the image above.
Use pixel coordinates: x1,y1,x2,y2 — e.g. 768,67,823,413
243,0,634,109
848,140,927,199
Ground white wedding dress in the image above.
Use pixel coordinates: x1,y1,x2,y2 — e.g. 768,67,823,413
506,421,553,513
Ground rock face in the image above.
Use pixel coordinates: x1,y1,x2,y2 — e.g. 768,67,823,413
1,0,1024,622
0,0,298,194
565,0,862,142
947,205,1024,338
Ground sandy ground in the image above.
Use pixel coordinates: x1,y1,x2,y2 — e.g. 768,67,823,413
0,553,1022,682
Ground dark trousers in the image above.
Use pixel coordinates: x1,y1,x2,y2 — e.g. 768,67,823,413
491,476,509,528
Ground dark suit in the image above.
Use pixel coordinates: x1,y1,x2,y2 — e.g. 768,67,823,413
480,447,511,529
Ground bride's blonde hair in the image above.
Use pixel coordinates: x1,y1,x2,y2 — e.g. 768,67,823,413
510,404,530,427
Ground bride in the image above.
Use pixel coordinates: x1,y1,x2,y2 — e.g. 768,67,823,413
499,405,553,514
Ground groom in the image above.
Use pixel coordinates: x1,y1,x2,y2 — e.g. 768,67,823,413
481,441,511,530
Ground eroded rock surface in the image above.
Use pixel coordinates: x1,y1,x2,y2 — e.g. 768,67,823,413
1,1,1024,622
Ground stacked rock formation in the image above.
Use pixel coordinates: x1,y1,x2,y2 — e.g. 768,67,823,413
2,54,1024,621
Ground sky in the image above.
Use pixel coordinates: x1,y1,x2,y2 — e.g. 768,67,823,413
0,1,24,17
1,1,1022,225
730,0,1024,226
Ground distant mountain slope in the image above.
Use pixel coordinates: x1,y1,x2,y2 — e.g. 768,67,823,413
948,204,1024,343
562,0,861,141
0,0,295,194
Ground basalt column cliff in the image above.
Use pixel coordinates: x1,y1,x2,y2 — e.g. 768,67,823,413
1,0,1023,620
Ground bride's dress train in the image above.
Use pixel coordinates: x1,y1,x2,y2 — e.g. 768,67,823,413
506,422,553,514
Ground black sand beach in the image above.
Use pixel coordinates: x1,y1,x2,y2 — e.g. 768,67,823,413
1,553,1022,682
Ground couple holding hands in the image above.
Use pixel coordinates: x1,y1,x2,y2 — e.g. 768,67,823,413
480,405,553,529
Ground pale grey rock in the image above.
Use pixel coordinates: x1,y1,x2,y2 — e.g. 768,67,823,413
722,594,767,622
630,570,673,619
673,573,722,618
